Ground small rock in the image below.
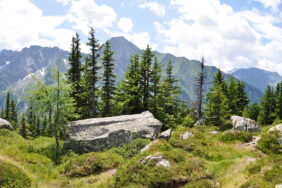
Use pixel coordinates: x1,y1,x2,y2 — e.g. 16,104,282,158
180,131,193,140
141,152,170,168
275,184,282,188
210,131,218,134
0,118,13,131
140,140,159,153
159,129,172,140
194,119,205,126
156,159,170,167
231,116,260,132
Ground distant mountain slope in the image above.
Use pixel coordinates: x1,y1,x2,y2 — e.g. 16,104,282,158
0,37,263,110
229,68,282,93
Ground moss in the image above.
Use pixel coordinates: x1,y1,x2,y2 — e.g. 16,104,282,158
0,160,31,188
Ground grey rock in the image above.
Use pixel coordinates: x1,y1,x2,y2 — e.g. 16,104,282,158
276,184,282,188
0,118,13,131
180,131,193,140
141,152,170,168
64,111,162,153
210,131,218,134
231,116,260,132
268,124,282,145
140,140,159,153
159,129,172,140
194,118,205,126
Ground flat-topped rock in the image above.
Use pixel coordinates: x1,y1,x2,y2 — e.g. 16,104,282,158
0,118,13,131
64,111,162,153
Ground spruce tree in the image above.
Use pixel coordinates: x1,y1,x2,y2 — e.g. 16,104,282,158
259,86,276,125
10,99,18,129
149,57,163,115
248,103,261,121
275,82,282,119
214,69,228,95
27,104,36,137
227,75,238,115
67,33,82,116
140,45,154,111
236,80,249,115
19,113,27,139
101,40,116,117
194,57,207,119
86,27,101,118
5,91,10,121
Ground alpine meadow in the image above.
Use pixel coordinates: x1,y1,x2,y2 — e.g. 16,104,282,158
0,0,281,188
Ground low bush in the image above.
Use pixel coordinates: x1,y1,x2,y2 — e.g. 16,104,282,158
0,160,31,188
62,152,123,177
181,115,194,127
218,130,253,143
257,133,281,154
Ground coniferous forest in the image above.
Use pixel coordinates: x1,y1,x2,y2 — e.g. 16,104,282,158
0,27,281,187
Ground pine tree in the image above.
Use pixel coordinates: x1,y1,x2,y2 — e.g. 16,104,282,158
27,104,36,137
236,80,249,115
140,45,154,111
19,113,27,139
248,103,261,121
86,27,101,118
259,85,276,125
36,118,40,137
227,75,238,115
194,57,207,119
275,82,282,119
214,69,228,95
67,33,82,116
101,40,116,117
5,91,10,121
10,99,18,129
149,57,163,115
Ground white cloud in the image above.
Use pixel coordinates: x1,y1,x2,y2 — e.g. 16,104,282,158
254,0,281,12
0,0,75,51
56,0,71,6
67,0,117,35
118,17,133,33
154,0,282,74
139,1,166,17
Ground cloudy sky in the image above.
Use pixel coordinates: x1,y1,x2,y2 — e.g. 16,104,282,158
0,0,282,74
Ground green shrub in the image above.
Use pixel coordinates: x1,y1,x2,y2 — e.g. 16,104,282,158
218,130,253,143
257,133,281,154
181,115,194,127
0,160,31,188
108,138,150,160
63,152,123,177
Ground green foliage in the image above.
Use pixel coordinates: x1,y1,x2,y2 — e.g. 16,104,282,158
259,85,276,125
248,102,261,121
257,133,281,154
108,138,150,160
19,112,28,138
0,160,31,188
181,114,194,127
62,152,123,177
218,130,253,143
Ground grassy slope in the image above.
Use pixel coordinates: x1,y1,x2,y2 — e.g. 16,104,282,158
0,124,280,188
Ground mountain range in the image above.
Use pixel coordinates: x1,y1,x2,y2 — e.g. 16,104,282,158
1,36,279,110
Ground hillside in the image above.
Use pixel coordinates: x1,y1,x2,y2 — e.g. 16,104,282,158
0,123,281,187
0,37,263,110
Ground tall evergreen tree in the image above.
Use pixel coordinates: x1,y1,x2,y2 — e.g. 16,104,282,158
19,113,27,139
248,103,261,121
236,80,249,115
5,91,10,120
275,82,282,119
259,85,276,125
140,45,154,111
101,40,116,117
86,27,101,118
67,33,82,116
194,57,207,119
10,99,18,129
27,104,36,137
214,69,228,95
227,75,238,115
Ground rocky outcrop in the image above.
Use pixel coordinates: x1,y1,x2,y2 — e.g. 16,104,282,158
180,131,193,140
231,116,260,132
268,124,282,145
0,118,13,131
159,129,172,140
194,119,205,126
141,152,170,168
64,111,162,153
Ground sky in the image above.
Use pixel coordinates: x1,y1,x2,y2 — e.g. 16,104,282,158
0,0,282,74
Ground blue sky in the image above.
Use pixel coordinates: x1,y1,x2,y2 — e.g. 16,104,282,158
0,0,282,74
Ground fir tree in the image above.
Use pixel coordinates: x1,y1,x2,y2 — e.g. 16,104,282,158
86,27,101,118
248,103,261,121
259,85,276,125
5,91,10,121
36,118,40,137
236,80,249,115
214,69,228,95
227,75,238,115
101,40,116,117
275,82,282,119
27,104,36,137
140,45,154,111
10,99,18,129
194,57,207,119
19,113,27,139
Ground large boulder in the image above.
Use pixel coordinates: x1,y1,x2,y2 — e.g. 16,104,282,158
231,116,260,132
268,124,282,145
0,118,13,131
64,111,162,153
